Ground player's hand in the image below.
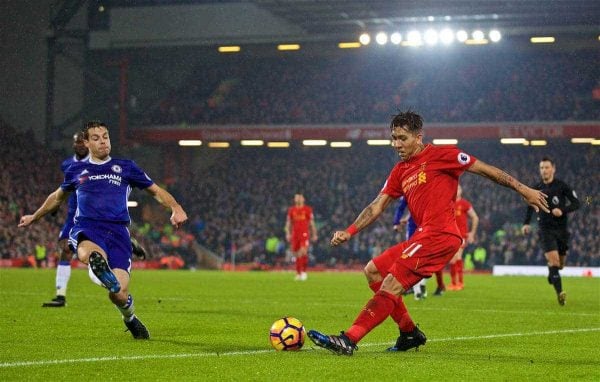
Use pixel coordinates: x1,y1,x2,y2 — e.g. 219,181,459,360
522,224,531,235
522,187,549,213
170,206,188,229
393,224,401,232
311,235,318,243
551,208,563,217
467,232,475,244
330,230,351,246
18,215,35,228
285,234,291,242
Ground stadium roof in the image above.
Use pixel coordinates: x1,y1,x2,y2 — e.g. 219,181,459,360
107,0,599,38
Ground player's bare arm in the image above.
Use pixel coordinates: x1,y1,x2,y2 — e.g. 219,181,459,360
468,159,549,213
467,208,479,243
331,193,394,246
284,216,292,242
18,187,69,227
145,184,188,228
310,216,318,242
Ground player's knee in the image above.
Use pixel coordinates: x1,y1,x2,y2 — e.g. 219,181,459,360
364,261,381,283
380,274,404,296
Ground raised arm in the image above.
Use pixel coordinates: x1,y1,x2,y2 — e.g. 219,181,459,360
330,193,395,246
18,187,69,227
467,159,549,213
145,184,188,228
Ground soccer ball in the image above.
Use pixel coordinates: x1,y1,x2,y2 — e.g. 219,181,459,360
269,316,306,351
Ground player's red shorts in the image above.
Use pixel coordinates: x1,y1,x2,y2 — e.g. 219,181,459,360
291,232,309,252
373,229,462,290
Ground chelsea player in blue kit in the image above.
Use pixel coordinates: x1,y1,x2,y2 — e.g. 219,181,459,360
20,121,188,339
42,131,148,307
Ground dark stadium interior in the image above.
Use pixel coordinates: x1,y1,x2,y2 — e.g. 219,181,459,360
0,1,598,270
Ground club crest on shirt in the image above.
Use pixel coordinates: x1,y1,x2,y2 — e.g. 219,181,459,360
457,152,471,165
111,164,122,173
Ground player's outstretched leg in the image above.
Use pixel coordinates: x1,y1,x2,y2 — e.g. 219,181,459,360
557,291,567,306
307,330,357,356
387,325,427,352
131,237,147,260
89,251,121,293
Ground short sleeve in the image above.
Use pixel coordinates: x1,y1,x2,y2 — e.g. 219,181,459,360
380,165,404,198
128,161,154,189
438,146,477,176
60,166,79,193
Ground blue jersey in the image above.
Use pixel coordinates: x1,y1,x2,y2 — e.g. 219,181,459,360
393,197,418,239
61,157,154,224
61,154,90,222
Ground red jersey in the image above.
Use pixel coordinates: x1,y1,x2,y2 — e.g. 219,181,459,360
381,144,476,237
287,205,313,236
454,198,473,237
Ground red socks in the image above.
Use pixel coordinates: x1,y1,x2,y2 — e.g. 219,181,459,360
295,255,308,274
457,259,464,284
346,291,398,343
450,262,457,285
389,295,415,333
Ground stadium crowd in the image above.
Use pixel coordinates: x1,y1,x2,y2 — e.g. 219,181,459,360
122,49,600,127
2,117,597,269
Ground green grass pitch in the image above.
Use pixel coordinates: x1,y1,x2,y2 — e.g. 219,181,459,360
1,269,599,381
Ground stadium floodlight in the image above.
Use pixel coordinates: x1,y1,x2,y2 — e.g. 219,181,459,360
240,140,264,146
432,139,458,145
277,44,300,51
302,139,327,146
208,142,230,148
267,141,290,148
407,30,422,44
367,139,391,146
500,138,527,144
439,28,454,44
456,30,468,42
472,30,485,41
489,30,502,42
390,32,402,45
375,32,388,45
571,138,595,143
424,29,439,45
218,46,241,53
330,141,352,148
178,140,202,146
592,140,600,145
338,42,362,49
530,140,547,146
359,33,371,45
127,201,138,208
530,36,555,43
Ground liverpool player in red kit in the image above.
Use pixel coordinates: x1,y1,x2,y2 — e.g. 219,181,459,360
308,110,549,355
285,194,318,281
447,184,479,291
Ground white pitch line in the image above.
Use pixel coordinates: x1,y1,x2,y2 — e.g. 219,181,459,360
1,327,599,368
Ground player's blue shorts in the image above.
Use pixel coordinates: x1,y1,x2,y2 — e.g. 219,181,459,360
69,219,132,272
58,218,75,241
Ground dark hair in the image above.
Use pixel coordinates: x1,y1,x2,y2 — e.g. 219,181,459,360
82,120,108,139
390,109,423,133
540,156,554,165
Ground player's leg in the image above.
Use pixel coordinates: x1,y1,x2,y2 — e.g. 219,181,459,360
545,250,565,304
42,238,71,307
298,244,309,280
434,270,445,295
77,240,121,293
456,246,465,289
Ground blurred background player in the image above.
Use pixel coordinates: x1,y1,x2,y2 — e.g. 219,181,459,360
393,197,426,300
20,121,188,339
285,193,317,281
42,131,147,307
42,132,89,307
447,184,479,291
522,157,579,306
